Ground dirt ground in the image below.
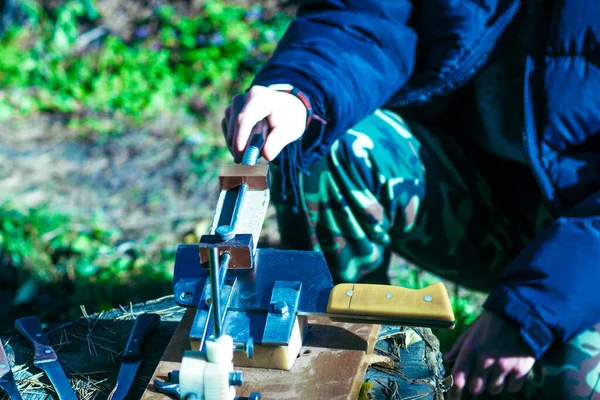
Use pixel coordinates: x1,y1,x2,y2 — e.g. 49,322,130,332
0,116,216,236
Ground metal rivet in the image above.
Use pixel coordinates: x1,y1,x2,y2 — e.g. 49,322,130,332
36,333,42,337
424,295,433,302
134,339,139,342
0,363,6,368
386,293,393,299
346,290,353,297
45,350,52,354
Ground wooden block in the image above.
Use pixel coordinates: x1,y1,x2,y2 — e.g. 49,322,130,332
142,310,380,400
235,315,307,370
188,315,307,371
219,165,269,191
199,234,254,269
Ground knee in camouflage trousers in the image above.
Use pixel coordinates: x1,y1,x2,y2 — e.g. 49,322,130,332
270,109,600,399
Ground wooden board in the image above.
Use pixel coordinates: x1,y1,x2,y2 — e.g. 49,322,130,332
142,309,381,400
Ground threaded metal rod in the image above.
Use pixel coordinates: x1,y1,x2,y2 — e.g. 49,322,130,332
241,146,260,165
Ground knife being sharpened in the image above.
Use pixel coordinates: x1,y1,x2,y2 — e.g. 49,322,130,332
15,316,77,400
0,340,22,400
108,313,160,400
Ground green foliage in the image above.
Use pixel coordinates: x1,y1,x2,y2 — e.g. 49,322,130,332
0,201,175,316
0,0,292,319
0,202,174,282
0,0,291,138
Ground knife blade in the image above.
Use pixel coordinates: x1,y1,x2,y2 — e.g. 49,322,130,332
15,316,77,400
108,313,160,400
0,340,22,400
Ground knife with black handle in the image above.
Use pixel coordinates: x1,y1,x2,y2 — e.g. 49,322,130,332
108,313,160,400
15,316,78,400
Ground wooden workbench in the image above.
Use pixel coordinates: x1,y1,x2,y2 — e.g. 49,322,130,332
141,309,381,400
1,297,448,400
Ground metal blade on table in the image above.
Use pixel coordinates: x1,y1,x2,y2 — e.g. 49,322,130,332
0,371,21,400
14,316,77,400
108,313,160,400
36,361,77,400
109,360,141,400
0,341,22,400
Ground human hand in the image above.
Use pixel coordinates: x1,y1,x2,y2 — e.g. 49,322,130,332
221,85,308,163
445,311,536,398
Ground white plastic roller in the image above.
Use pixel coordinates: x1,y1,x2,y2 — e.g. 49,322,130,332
179,351,207,400
179,335,236,400
206,335,234,364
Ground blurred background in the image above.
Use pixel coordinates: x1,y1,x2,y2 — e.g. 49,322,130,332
0,0,483,350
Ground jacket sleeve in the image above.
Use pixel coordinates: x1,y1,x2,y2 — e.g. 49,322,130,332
251,0,417,167
483,189,600,358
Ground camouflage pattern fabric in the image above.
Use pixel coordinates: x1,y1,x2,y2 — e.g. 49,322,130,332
270,109,600,399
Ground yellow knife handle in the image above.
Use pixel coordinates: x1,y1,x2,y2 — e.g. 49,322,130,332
326,282,455,328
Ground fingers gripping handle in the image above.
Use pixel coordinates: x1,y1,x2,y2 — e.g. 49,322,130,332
242,119,268,166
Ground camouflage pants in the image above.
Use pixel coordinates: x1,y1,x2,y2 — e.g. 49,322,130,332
271,109,600,399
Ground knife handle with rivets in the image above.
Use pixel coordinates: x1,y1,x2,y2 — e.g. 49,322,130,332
14,316,58,363
123,313,160,362
326,282,456,328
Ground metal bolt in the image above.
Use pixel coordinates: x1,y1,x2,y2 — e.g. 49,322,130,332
424,295,433,302
229,371,244,386
36,333,42,337
386,293,393,299
346,290,353,297
180,291,194,302
233,337,254,359
245,337,254,359
272,301,288,315
45,349,52,354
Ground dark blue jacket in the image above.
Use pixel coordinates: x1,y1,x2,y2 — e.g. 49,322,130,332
252,0,600,359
